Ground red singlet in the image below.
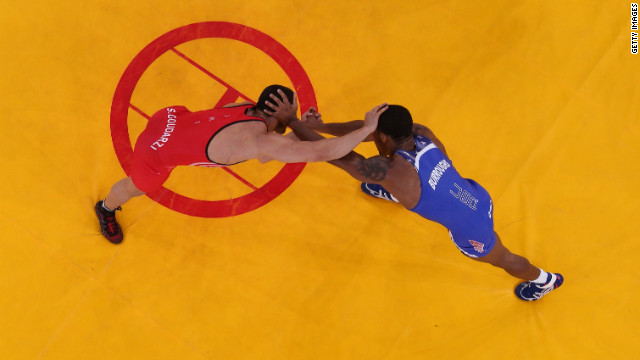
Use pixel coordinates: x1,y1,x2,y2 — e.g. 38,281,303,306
130,104,264,192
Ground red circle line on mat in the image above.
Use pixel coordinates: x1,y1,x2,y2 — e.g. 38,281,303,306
110,22,316,218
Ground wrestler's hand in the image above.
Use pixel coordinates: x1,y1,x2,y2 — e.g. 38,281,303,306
301,107,324,130
363,103,388,131
264,90,299,125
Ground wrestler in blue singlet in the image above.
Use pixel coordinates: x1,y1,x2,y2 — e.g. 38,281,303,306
367,135,496,258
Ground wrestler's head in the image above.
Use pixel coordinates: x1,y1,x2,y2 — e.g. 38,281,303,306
255,85,294,134
373,105,414,157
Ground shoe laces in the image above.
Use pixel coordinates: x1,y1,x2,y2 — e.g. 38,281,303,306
528,274,557,299
100,206,121,236
104,213,119,235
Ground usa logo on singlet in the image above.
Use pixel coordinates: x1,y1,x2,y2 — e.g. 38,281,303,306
469,240,485,254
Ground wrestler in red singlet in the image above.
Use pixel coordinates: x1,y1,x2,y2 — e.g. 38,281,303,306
130,104,264,192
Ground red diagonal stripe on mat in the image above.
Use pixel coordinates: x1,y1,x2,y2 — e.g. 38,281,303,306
170,47,253,102
129,103,151,121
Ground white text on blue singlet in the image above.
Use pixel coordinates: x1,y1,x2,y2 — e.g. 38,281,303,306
428,159,450,190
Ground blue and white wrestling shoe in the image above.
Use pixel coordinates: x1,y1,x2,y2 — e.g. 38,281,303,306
361,183,399,203
515,273,564,301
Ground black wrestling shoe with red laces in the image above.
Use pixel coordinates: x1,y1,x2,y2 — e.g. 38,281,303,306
95,201,123,244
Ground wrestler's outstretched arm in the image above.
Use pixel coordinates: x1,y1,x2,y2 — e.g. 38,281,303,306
300,108,374,142
256,91,386,163
301,110,448,157
266,96,391,185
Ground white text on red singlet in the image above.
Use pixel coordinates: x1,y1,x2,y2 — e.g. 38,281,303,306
150,108,177,151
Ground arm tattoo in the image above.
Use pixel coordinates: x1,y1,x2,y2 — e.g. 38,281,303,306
357,157,388,181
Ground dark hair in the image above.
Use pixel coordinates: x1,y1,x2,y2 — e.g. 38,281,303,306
254,85,295,113
377,105,413,142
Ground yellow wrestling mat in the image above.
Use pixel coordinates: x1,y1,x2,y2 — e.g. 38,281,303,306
1,1,639,358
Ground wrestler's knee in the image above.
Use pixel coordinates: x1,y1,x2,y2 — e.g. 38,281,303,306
480,240,513,267
125,177,145,197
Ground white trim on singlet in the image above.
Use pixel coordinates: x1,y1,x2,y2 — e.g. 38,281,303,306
414,143,438,171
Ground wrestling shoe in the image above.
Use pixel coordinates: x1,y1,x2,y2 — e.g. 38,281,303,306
361,183,399,203
515,273,564,301
94,201,123,244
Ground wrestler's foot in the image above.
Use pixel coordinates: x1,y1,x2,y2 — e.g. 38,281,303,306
360,183,399,203
95,201,123,244
515,273,563,301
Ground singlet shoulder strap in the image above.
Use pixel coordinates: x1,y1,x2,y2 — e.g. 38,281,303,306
238,104,266,122
395,135,438,170
205,105,266,165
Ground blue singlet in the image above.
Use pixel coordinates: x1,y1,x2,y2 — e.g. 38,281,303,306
396,135,496,258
